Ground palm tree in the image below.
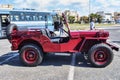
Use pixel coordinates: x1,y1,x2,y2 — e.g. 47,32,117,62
89,13,102,23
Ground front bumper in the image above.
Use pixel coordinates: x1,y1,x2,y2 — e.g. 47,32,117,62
107,42,119,51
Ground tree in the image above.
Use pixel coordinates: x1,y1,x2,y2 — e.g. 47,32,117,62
97,15,102,23
80,16,89,23
89,13,102,23
68,16,75,23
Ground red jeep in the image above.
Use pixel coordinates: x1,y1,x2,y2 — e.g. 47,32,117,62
7,13,119,67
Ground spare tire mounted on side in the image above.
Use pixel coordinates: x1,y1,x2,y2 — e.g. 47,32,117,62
6,24,18,40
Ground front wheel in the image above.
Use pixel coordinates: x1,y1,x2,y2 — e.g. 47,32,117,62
19,44,43,67
88,43,113,68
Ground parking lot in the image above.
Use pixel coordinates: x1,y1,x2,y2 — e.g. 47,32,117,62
0,27,120,80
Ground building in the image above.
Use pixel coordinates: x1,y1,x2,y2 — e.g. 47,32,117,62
53,10,62,16
53,10,80,23
114,12,120,23
0,4,13,10
104,13,113,23
64,10,80,22
96,11,104,17
96,11,114,23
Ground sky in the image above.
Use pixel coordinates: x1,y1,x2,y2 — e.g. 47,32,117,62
0,0,120,16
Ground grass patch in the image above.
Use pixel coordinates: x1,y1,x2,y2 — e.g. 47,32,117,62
68,23,120,30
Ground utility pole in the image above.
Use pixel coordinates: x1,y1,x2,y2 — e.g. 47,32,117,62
89,0,91,23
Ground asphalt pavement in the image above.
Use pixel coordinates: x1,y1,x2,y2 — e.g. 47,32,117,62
0,26,120,80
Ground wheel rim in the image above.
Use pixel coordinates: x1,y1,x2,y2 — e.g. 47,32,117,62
23,48,38,64
93,49,108,65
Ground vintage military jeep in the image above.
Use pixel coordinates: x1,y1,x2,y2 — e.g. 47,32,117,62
7,13,119,67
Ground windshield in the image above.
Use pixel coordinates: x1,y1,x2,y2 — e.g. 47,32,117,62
51,13,70,37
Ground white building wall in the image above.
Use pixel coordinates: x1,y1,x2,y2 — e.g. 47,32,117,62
104,15,112,21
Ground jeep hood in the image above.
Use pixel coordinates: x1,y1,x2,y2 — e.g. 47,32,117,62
70,30,109,38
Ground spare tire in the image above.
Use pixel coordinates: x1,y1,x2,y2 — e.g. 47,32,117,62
6,23,18,40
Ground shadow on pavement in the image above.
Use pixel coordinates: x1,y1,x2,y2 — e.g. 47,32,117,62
0,52,22,66
0,52,92,68
75,53,92,68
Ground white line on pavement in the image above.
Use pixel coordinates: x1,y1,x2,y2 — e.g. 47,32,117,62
0,53,19,65
55,53,71,56
68,53,76,80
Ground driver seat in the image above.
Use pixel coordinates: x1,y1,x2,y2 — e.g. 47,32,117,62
41,29,61,43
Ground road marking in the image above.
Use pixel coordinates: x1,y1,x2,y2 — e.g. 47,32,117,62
55,53,71,56
0,53,19,65
68,53,76,80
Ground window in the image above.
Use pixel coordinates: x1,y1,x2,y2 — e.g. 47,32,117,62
47,15,53,21
1,15,7,23
26,15,32,21
25,12,33,21
20,12,25,21
33,15,38,21
14,15,19,21
38,15,45,21
52,15,59,22
10,15,20,21
10,11,20,21
10,15,13,21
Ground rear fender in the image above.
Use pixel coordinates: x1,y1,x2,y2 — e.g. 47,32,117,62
106,42,119,51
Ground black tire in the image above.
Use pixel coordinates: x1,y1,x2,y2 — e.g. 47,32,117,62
19,44,43,67
6,24,18,40
88,43,113,68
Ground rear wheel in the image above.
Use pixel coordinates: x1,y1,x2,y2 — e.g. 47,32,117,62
19,44,43,67
88,43,113,68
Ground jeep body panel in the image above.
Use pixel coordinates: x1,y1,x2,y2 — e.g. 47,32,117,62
10,29,114,53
